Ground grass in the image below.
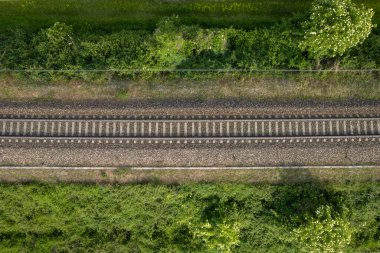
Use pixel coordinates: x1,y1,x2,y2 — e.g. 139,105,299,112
0,0,379,33
0,182,379,251
0,167,380,184
1,73,379,102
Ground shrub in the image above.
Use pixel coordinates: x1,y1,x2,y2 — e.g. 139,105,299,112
32,22,79,69
341,32,380,69
145,16,191,69
80,30,150,71
291,205,352,253
0,183,379,252
145,16,231,70
230,23,309,69
0,29,31,69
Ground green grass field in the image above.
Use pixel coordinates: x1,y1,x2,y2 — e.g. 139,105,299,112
1,0,379,33
0,182,379,252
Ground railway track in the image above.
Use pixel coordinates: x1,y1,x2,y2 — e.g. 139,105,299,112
1,114,380,145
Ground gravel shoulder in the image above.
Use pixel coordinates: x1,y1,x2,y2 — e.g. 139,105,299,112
0,100,380,117
1,142,379,167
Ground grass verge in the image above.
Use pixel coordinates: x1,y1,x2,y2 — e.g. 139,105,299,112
0,167,379,184
1,73,379,102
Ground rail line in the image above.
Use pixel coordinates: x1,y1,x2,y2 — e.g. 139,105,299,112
1,136,380,145
0,114,379,144
1,113,380,120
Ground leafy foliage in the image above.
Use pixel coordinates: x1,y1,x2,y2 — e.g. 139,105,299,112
291,205,352,253
0,0,379,80
299,0,376,60
231,22,309,69
144,16,230,70
80,30,149,70
264,184,347,226
0,183,379,252
0,29,31,69
191,221,240,253
32,22,79,69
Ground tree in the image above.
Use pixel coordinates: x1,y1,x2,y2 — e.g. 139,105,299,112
33,22,78,69
190,220,241,253
299,0,376,62
291,205,352,253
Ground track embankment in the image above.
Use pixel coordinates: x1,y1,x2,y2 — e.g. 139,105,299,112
0,102,379,167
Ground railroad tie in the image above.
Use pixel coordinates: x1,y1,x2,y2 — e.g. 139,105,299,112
0,115,378,144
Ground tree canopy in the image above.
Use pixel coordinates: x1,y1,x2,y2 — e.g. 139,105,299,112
299,0,376,60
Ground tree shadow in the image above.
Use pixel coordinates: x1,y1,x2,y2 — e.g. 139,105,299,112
262,168,347,226
199,194,241,224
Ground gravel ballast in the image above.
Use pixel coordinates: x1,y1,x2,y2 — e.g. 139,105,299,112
0,142,378,167
0,100,380,117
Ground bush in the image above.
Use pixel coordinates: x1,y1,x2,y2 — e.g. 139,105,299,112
231,22,309,69
32,22,79,70
0,9,379,80
341,32,380,69
0,29,31,69
144,16,230,70
80,30,150,72
0,183,379,252
291,205,352,253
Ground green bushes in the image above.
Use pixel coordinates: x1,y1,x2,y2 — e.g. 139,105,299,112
341,32,380,69
34,23,149,71
33,22,79,70
230,23,310,69
0,14,379,80
80,30,150,71
0,30,31,69
291,205,352,253
145,16,231,70
0,183,379,252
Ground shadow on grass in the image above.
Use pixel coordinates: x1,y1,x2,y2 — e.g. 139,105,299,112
262,168,347,226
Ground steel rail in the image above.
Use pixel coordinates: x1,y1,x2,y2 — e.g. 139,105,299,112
1,113,379,120
1,135,379,141
0,166,379,170
0,117,379,123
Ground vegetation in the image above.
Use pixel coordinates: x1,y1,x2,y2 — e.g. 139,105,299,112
1,0,379,33
290,205,352,253
299,0,376,61
0,16,379,80
0,0,379,101
2,167,380,184
0,182,379,252
1,72,380,102
0,0,379,81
